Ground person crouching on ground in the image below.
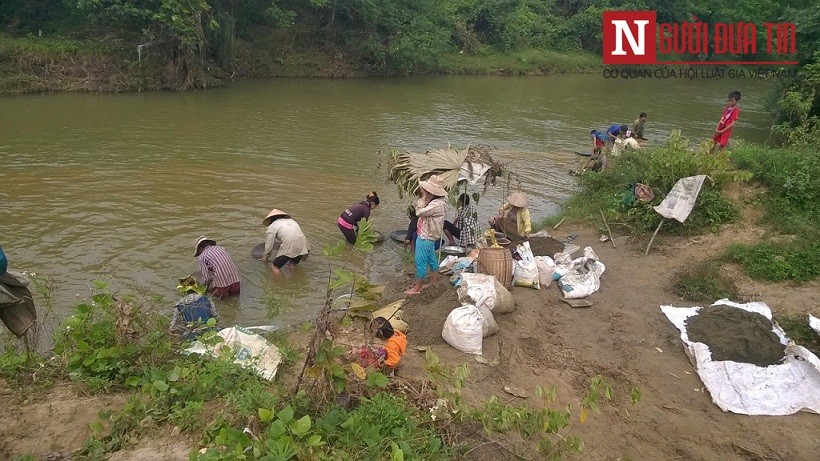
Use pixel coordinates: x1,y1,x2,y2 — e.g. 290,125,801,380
372,317,407,371
338,192,380,244
260,208,310,277
489,192,531,239
194,236,240,299
579,130,610,174
170,276,219,340
405,175,448,296
444,193,480,248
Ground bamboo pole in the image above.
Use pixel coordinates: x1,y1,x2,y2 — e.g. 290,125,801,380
645,219,665,255
599,209,616,249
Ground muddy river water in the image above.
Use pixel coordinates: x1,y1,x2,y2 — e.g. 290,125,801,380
0,75,777,331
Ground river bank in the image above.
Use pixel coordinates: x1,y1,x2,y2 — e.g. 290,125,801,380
2,205,818,460
0,34,599,95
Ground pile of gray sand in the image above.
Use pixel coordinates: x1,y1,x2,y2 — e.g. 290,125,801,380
685,305,785,367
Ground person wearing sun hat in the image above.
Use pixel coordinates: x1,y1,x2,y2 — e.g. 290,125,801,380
490,191,531,238
194,236,240,299
405,175,449,296
261,208,311,276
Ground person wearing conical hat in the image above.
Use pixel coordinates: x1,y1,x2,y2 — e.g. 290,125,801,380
490,191,531,238
194,236,240,299
261,209,311,276
405,175,448,296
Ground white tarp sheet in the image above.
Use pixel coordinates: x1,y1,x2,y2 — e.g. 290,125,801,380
810,315,820,336
185,326,282,380
661,300,820,415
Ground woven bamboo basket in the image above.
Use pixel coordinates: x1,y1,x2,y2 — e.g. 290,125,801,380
476,247,514,287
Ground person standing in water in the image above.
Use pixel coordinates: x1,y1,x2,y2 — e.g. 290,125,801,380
261,208,311,276
338,192,380,244
632,112,648,140
194,236,241,299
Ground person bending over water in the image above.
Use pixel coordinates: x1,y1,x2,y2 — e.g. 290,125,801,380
338,192,380,244
261,208,310,277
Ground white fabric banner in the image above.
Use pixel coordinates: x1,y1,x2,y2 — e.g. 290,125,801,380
653,175,707,223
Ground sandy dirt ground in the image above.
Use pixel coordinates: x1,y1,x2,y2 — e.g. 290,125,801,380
1,203,818,460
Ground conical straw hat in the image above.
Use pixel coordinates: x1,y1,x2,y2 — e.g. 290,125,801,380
506,192,528,208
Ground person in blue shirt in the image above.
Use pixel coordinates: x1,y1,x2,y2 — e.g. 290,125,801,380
170,276,219,340
606,124,628,143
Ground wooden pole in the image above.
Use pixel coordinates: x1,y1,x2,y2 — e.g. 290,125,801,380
552,217,566,230
599,209,616,249
645,219,665,255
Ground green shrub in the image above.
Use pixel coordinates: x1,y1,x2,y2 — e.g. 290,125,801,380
727,241,820,282
53,284,173,390
555,131,742,234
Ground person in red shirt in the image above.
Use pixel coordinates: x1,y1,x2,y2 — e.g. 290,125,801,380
710,91,741,154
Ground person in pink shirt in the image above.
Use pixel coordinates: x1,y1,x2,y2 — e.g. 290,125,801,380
710,90,741,154
194,236,240,299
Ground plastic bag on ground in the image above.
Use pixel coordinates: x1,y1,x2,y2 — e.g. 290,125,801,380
512,241,540,289
534,256,556,288
450,257,476,286
557,247,606,299
442,305,484,355
553,252,574,278
457,273,497,311
439,255,458,270
185,326,282,380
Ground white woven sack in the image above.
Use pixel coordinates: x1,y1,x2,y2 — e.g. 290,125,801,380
441,305,484,355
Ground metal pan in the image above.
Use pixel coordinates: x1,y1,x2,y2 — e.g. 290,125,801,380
390,230,408,242
442,245,467,256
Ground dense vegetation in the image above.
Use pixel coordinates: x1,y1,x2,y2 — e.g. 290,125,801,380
1,0,817,92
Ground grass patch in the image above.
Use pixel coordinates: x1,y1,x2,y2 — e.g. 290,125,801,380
0,34,121,57
543,131,744,235
671,261,738,302
731,144,819,240
774,313,820,357
726,241,820,282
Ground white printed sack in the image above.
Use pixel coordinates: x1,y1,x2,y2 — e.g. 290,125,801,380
512,241,540,289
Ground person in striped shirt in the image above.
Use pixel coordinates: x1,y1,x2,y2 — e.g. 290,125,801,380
194,236,240,299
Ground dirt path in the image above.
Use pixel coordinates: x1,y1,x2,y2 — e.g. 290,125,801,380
383,218,819,460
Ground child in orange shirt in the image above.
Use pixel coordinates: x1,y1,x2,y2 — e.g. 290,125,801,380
372,317,407,370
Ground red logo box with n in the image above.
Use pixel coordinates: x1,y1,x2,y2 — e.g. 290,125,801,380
603,11,657,64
